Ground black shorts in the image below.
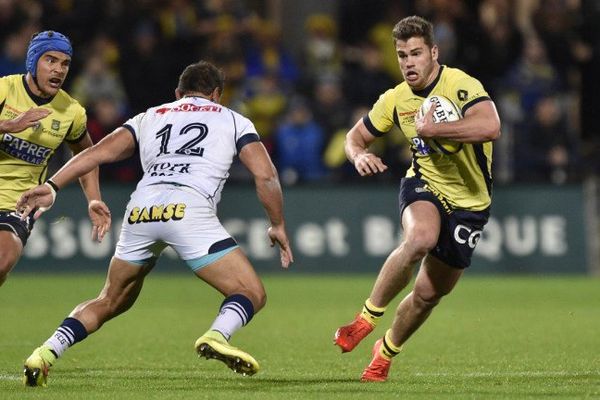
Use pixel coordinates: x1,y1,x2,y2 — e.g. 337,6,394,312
0,210,35,246
398,177,490,269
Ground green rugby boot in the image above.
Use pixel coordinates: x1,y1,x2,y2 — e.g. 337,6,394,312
195,330,259,376
23,345,56,387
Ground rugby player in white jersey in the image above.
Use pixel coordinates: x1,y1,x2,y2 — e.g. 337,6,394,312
17,60,294,387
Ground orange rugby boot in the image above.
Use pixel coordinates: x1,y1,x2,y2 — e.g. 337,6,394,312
360,339,391,382
333,314,374,353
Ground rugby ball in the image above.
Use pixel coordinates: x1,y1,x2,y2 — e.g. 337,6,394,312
417,95,463,154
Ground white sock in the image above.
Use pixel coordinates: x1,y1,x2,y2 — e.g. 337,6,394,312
209,294,254,341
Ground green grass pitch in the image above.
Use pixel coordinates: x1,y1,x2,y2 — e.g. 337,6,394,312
0,273,599,399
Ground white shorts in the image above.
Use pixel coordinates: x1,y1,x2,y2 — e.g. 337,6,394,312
114,183,238,270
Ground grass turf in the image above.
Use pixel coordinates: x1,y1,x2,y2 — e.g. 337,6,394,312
0,273,599,399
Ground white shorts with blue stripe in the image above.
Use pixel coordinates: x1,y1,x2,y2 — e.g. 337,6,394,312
114,183,238,271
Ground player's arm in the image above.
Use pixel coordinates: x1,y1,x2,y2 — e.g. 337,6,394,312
239,141,293,268
344,118,388,176
67,132,116,241
17,127,135,238
60,127,135,189
416,99,501,143
68,133,102,204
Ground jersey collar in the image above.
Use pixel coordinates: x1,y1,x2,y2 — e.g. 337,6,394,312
411,65,444,98
22,75,55,106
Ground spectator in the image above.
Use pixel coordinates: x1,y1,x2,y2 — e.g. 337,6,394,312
204,18,246,107
87,96,140,183
301,14,342,90
343,40,396,107
310,75,350,140
0,32,28,75
70,52,128,111
503,36,561,114
241,72,288,154
244,20,299,87
514,94,580,184
274,96,327,184
474,0,523,97
120,21,174,114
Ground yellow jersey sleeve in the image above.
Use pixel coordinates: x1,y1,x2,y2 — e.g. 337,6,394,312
447,75,490,116
365,88,398,136
65,104,87,143
0,76,8,103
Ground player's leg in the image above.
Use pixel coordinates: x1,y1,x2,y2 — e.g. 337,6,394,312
193,247,265,375
389,254,462,345
69,257,155,332
361,255,463,382
335,200,441,353
0,231,23,286
23,257,154,387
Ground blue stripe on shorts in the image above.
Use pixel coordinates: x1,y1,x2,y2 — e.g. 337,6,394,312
186,245,239,271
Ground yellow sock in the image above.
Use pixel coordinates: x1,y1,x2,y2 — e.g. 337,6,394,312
378,329,402,360
360,298,386,327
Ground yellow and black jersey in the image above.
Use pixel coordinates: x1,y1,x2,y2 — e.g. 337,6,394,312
0,74,87,210
364,65,493,211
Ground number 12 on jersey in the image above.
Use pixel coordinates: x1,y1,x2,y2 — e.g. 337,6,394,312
155,123,208,157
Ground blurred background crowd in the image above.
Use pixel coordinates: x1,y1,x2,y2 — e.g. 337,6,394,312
1,0,599,186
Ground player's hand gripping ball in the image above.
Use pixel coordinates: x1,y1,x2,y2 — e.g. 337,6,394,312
417,95,463,154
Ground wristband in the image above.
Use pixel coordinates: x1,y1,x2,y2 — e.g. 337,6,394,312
46,179,60,192
43,181,57,208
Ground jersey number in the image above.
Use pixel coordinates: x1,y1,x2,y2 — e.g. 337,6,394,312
155,123,208,157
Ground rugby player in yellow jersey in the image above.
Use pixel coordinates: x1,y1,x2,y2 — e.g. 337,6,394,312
0,31,111,287
333,16,501,382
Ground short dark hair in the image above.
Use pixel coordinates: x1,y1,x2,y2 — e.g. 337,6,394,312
392,16,435,48
177,60,224,97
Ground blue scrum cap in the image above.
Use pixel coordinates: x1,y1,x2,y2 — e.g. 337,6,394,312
25,31,73,77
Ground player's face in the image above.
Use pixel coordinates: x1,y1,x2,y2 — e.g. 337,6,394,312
396,37,438,90
33,51,71,98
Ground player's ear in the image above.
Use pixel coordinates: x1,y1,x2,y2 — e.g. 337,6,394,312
175,88,183,100
210,87,221,103
431,44,439,62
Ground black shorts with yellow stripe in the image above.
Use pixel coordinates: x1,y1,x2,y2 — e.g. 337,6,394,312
0,210,35,246
398,177,489,269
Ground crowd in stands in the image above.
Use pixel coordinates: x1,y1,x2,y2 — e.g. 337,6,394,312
1,0,598,186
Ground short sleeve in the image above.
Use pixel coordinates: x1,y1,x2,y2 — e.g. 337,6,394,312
65,106,88,142
448,75,490,116
122,112,145,142
0,76,8,103
234,113,260,153
365,88,396,136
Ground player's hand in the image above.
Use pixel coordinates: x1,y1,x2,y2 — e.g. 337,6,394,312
415,101,437,138
353,152,388,176
268,225,294,269
4,107,52,133
16,184,55,220
88,200,111,242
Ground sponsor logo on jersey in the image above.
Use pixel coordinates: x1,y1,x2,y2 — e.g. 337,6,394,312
148,162,191,176
127,203,187,224
155,103,222,115
0,133,52,164
410,137,433,156
51,120,61,130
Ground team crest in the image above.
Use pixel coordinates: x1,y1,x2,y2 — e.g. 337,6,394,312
51,120,61,130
